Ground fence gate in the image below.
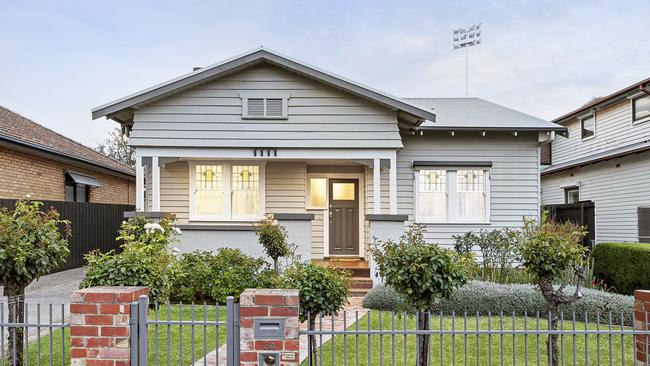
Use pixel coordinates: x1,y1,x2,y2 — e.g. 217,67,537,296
129,295,240,366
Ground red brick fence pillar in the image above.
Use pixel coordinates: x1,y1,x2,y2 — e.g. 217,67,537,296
636,290,650,366
239,289,300,366
70,286,148,366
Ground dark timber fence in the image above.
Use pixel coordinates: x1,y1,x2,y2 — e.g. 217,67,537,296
0,199,134,271
543,201,596,248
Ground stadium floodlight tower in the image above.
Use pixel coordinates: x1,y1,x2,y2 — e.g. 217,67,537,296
453,23,482,97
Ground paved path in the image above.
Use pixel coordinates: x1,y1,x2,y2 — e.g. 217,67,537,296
0,267,85,331
194,297,368,366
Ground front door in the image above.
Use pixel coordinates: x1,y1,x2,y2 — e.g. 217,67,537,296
328,179,359,255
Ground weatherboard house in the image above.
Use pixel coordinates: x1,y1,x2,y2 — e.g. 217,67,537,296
92,48,564,287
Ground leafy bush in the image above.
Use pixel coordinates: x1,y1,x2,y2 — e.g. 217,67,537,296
452,228,522,283
362,285,405,311
81,216,180,304
171,248,275,304
438,281,633,326
255,215,293,272
592,242,650,295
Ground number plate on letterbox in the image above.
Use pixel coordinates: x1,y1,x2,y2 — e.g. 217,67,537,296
254,318,285,339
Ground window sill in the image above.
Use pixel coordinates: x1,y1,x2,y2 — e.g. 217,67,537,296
178,223,256,231
415,221,491,226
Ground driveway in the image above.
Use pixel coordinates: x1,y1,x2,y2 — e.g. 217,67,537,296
0,267,85,326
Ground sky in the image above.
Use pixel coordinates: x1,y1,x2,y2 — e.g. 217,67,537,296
0,0,648,147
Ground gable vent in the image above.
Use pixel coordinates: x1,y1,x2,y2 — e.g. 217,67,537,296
247,98,265,117
266,98,283,117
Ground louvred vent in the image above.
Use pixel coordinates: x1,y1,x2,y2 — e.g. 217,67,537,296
266,98,283,117
247,98,265,117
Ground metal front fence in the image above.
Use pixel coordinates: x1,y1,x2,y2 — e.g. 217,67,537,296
303,309,649,366
129,296,240,366
0,301,69,366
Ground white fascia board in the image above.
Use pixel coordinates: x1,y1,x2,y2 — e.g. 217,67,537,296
134,147,397,160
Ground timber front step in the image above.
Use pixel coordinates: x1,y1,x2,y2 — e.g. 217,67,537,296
313,258,373,297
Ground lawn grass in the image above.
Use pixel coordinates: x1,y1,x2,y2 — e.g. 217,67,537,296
303,311,635,365
12,304,227,366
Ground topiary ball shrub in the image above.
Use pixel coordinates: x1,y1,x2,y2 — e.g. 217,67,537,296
362,285,405,311
592,242,650,295
438,281,634,325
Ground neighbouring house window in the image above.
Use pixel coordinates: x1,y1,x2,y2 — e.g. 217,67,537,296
565,187,580,204
581,115,596,140
308,178,327,209
633,95,650,122
416,169,489,223
540,143,552,165
64,172,99,202
190,162,264,221
241,96,288,119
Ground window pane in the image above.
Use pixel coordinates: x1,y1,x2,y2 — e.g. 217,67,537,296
76,185,87,202
309,178,327,208
232,165,261,217
195,165,224,216
418,170,447,221
581,116,595,139
457,170,486,221
332,183,355,200
566,188,579,204
634,96,650,121
65,185,75,202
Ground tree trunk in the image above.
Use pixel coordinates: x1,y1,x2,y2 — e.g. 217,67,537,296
273,258,279,274
539,276,559,366
5,282,25,366
309,318,318,365
416,311,430,366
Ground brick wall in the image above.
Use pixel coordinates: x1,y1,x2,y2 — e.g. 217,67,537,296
636,290,650,366
0,146,135,204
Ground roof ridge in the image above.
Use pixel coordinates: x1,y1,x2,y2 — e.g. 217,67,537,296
0,105,134,174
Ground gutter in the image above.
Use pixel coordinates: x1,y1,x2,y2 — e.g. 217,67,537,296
0,135,135,180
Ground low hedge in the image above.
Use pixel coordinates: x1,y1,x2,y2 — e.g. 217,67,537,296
363,281,634,325
592,242,650,295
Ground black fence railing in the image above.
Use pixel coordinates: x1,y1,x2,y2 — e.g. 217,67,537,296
0,199,134,271
543,201,595,248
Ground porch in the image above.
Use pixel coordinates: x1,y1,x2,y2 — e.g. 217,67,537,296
133,148,407,262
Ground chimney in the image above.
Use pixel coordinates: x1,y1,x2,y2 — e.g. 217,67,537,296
193,66,202,71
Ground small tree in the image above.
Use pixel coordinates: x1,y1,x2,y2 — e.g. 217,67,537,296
0,200,70,364
521,213,587,366
371,225,470,366
96,127,135,167
283,261,350,364
255,215,292,273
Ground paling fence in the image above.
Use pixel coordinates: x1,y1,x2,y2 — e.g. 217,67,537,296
303,309,648,366
1,300,649,366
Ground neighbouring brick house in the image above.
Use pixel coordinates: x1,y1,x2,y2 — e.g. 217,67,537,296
0,106,135,204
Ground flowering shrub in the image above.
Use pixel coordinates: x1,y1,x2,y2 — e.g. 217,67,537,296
117,215,181,248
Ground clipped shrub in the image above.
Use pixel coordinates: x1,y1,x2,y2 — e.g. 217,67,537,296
438,281,633,326
170,248,274,304
362,285,405,311
592,242,650,295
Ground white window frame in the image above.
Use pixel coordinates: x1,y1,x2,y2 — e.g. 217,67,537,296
631,94,650,125
189,161,266,222
580,113,596,141
414,168,491,224
240,92,289,119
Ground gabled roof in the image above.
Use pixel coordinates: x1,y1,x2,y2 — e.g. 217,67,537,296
92,47,437,124
552,77,650,124
405,98,565,132
0,106,135,176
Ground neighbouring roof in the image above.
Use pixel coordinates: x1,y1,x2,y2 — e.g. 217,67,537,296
552,77,650,124
0,106,135,176
92,47,437,124
541,140,650,175
405,97,565,132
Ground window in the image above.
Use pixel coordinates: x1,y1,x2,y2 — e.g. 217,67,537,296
633,95,650,122
565,187,580,204
190,162,264,221
241,96,288,119
581,115,596,140
415,169,489,223
540,143,552,165
64,172,99,202
308,178,327,208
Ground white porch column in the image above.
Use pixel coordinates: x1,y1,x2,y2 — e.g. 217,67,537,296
389,156,397,215
151,156,160,211
135,155,144,211
373,158,381,214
